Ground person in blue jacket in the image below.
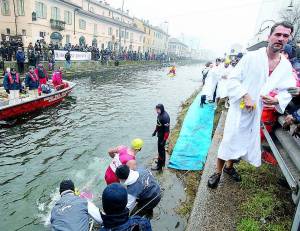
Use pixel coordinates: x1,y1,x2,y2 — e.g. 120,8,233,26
100,183,152,231
25,66,39,98
116,165,161,217
16,47,25,74
3,67,22,104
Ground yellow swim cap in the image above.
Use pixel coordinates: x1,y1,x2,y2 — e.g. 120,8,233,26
224,58,231,65
131,138,144,150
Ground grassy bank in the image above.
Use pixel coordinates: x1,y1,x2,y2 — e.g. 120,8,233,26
167,89,222,217
236,161,294,231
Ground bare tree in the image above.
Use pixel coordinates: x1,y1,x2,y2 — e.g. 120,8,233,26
280,3,300,42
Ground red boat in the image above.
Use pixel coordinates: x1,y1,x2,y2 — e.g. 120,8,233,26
0,80,76,120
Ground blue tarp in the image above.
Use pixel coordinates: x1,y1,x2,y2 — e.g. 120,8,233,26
168,94,215,170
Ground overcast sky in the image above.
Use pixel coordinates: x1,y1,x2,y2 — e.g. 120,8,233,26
107,0,263,55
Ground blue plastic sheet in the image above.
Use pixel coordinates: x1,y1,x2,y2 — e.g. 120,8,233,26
168,94,215,170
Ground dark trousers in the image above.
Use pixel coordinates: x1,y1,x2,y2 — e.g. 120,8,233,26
17,62,24,73
213,84,218,102
157,136,166,168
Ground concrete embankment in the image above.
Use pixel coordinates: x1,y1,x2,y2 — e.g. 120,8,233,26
185,111,242,231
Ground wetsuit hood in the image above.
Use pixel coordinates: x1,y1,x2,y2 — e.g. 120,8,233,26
101,209,129,229
156,104,165,114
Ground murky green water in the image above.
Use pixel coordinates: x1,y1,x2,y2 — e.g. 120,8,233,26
0,64,202,231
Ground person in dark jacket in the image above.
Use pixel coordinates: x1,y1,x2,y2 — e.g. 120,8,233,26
116,165,161,217
28,50,36,67
25,66,39,98
65,50,71,68
3,67,21,104
16,47,25,74
99,183,152,231
152,104,170,171
51,180,102,231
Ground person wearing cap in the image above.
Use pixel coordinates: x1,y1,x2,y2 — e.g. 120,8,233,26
3,67,22,104
34,63,48,85
115,165,161,216
104,138,144,185
16,47,25,74
25,66,39,98
152,104,170,171
100,183,152,231
50,180,102,231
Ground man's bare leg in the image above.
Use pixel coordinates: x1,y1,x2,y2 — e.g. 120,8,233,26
216,158,225,173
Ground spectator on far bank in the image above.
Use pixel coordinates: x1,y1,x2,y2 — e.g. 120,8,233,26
16,47,25,74
28,50,36,67
65,50,71,69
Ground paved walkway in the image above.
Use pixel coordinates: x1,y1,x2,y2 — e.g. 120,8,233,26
186,111,241,231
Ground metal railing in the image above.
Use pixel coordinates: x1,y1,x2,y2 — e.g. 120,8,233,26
50,19,66,31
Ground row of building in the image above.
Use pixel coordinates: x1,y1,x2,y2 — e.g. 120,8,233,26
0,0,192,58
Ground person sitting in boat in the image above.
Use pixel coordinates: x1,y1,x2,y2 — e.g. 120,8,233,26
104,138,144,185
168,65,176,75
99,183,152,231
52,67,68,90
34,63,48,85
51,180,102,231
3,67,22,105
115,165,161,217
25,66,39,98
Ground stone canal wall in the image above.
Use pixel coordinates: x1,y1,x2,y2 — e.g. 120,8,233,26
0,59,204,79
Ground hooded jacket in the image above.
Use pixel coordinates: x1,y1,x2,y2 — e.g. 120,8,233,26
100,210,152,231
124,168,161,212
155,104,170,139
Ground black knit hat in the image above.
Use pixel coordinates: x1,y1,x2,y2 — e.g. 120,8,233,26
115,165,130,180
59,180,75,194
102,183,128,215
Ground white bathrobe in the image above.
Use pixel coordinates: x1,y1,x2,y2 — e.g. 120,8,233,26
201,64,221,100
218,48,296,167
216,65,233,99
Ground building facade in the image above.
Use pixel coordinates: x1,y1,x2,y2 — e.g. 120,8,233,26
133,18,169,54
0,0,145,51
168,38,189,58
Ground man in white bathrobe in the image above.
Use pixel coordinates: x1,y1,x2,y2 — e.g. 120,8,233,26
208,21,296,189
200,58,222,106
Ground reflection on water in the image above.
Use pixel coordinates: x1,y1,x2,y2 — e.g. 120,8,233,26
0,64,202,231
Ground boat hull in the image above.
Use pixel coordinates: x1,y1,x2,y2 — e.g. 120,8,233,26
0,82,75,121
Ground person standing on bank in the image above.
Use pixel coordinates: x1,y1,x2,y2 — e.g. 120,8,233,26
25,66,39,98
207,21,296,189
152,104,170,171
16,47,25,74
65,50,71,69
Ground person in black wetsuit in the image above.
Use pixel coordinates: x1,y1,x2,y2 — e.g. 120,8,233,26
152,104,170,171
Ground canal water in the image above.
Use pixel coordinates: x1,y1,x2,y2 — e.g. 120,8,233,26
0,64,203,231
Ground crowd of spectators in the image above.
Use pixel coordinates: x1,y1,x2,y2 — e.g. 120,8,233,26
0,38,173,69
